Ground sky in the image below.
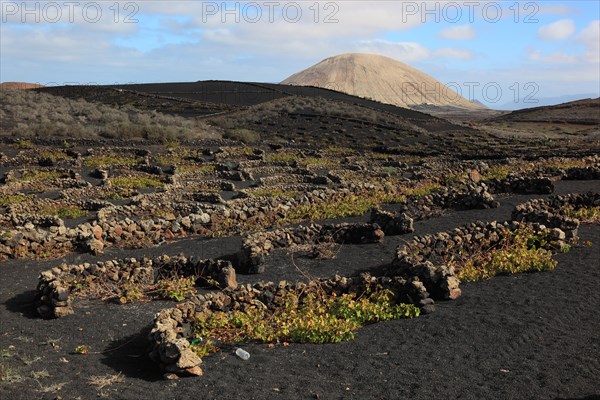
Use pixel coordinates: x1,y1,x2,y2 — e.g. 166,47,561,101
1,0,599,109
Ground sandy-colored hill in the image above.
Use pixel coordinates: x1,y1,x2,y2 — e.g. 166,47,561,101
0,82,45,90
282,53,484,110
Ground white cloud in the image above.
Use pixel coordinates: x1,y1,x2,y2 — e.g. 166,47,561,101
578,20,600,63
438,25,475,40
192,1,424,35
530,20,599,65
538,4,579,16
537,19,576,41
528,49,577,64
0,1,597,102
433,48,474,60
357,40,431,62
357,40,474,62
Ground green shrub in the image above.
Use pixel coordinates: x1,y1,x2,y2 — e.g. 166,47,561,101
0,194,30,207
191,286,419,357
285,191,406,222
265,153,297,163
482,165,510,181
83,153,139,167
109,176,164,189
299,157,338,168
251,188,300,198
18,170,68,182
402,181,442,196
154,276,196,301
38,149,70,162
177,165,215,174
451,227,565,282
14,139,32,149
39,205,88,219
562,205,600,223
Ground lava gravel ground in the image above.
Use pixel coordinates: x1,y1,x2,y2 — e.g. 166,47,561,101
1,180,599,400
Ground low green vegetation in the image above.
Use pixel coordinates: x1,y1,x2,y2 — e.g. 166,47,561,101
162,139,180,150
83,154,139,168
222,146,255,156
154,149,201,165
39,205,88,219
251,188,301,198
71,272,198,305
451,227,567,282
0,194,31,207
37,149,70,162
13,140,33,149
18,170,68,182
154,276,197,301
287,196,373,220
109,176,164,189
191,286,419,357
101,190,135,201
177,164,215,174
539,159,591,170
402,181,442,197
223,129,260,144
155,154,184,165
298,157,339,168
368,152,392,160
285,190,407,221
265,153,298,163
117,275,197,304
325,146,355,156
441,171,468,187
562,205,600,223
0,348,23,385
481,165,511,181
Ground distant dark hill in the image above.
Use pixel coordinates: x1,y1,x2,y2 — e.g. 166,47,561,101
35,81,500,155
497,93,600,110
493,98,600,125
106,80,436,120
37,81,459,125
37,84,237,117
203,93,494,154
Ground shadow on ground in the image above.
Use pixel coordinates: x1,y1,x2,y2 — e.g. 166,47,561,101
3,290,39,319
100,326,164,382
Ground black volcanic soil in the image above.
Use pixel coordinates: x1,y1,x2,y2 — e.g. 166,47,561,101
31,82,600,157
493,98,600,125
475,98,600,144
1,180,599,400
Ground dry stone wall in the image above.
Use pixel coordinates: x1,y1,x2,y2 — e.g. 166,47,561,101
236,222,385,273
147,273,424,377
36,255,236,319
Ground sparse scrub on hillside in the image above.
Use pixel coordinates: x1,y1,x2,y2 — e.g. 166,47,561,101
210,95,418,133
0,90,218,140
223,128,260,144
